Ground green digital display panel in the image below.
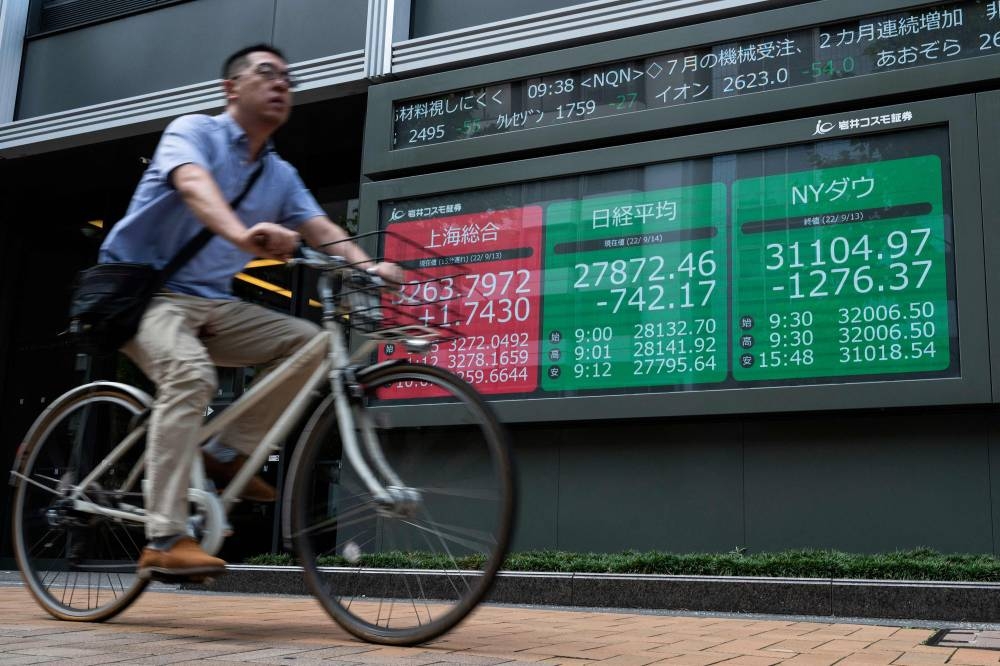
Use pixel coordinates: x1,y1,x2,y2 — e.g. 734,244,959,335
377,127,958,403
732,156,950,381
541,184,728,390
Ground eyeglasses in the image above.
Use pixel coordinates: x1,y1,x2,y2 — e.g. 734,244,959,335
232,62,298,90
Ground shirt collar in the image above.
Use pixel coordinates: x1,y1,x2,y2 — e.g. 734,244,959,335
220,112,274,159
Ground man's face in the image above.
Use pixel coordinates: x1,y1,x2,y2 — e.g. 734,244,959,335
226,51,293,127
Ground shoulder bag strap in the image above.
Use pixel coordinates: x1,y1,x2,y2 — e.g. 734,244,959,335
159,159,266,280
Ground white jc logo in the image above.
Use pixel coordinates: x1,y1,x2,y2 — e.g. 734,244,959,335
813,120,835,136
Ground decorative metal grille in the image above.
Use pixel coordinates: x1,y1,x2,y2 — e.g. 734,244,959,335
31,0,193,36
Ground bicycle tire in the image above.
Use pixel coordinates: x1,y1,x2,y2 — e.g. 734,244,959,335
288,362,515,645
11,381,152,622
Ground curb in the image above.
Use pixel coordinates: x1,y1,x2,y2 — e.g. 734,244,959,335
189,566,1000,623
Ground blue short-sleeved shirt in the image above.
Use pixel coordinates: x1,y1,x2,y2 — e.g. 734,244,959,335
99,112,325,299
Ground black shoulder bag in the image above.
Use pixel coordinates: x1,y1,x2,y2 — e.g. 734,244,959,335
69,162,265,353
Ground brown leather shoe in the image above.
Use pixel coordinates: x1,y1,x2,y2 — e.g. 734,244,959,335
137,537,226,581
202,452,276,502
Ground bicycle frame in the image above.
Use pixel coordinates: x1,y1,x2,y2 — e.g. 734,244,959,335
13,267,419,555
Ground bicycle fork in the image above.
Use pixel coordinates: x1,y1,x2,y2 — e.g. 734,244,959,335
328,335,421,520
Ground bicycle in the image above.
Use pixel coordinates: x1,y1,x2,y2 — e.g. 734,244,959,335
8,238,516,646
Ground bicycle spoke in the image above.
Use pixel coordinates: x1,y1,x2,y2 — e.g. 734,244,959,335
297,500,374,540
43,567,65,593
418,485,501,501
403,515,499,554
417,535,467,601
107,572,123,597
27,527,62,560
409,575,430,626
66,572,78,607
103,522,142,562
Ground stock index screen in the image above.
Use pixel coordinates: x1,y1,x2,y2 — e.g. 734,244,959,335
392,0,992,150
376,127,957,401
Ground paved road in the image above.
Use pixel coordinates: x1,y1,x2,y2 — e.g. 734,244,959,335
0,584,984,665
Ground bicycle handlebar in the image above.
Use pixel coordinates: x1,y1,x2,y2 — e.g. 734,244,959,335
286,245,387,289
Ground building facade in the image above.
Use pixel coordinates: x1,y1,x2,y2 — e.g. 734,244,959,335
2,0,999,565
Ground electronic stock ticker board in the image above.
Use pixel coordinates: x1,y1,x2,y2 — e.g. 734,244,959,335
374,127,958,403
392,0,998,149
365,0,995,411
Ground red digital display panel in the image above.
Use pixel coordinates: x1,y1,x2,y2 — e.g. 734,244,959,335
378,206,543,397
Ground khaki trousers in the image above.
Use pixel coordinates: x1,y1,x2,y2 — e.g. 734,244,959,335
122,292,321,539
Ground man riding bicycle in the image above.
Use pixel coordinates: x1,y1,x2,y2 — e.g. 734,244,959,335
99,44,400,580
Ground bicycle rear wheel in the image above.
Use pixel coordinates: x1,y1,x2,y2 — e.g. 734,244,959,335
289,362,514,645
11,382,151,621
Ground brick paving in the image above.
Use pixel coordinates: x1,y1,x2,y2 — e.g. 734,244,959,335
0,585,969,665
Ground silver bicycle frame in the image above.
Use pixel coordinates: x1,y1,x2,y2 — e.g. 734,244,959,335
23,267,415,537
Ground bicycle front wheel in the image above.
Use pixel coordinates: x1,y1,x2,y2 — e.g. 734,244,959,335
289,362,515,645
11,382,151,621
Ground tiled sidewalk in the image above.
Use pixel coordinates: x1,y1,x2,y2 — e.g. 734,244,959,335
0,585,974,665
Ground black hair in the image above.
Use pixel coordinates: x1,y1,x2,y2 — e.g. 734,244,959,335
222,44,287,80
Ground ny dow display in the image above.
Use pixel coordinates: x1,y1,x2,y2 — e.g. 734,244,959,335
732,155,950,381
376,127,957,401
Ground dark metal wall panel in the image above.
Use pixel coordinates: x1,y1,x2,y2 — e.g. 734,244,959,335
17,0,275,119
555,421,743,552
495,410,1000,554
508,432,562,551
744,412,994,553
409,0,586,38
990,415,1000,556
974,84,1000,541
272,0,367,63
979,91,1000,402
38,0,157,34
